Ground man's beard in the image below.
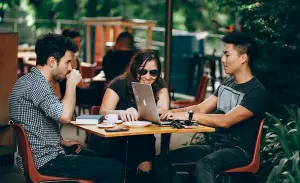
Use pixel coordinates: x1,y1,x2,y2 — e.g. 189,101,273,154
52,70,65,82
53,75,64,82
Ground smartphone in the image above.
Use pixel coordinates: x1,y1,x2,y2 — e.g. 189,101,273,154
105,127,129,132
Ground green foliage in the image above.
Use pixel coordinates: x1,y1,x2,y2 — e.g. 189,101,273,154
54,0,78,20
3,6,36,44
4,0,236,35
259,107,300,183
217,0,300,112
0,0,19,8
83,0,121,17
0,0,20,21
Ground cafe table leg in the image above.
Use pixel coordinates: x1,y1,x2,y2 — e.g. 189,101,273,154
161,133,173,183
124,140,128,183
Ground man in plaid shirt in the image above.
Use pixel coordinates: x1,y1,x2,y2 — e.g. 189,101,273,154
9,33,123,183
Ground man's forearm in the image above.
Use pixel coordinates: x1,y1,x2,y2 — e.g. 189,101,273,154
172,105,199,113
60,83,76,122
194,113,229,128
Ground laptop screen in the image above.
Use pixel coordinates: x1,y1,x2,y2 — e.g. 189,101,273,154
131,82,161,123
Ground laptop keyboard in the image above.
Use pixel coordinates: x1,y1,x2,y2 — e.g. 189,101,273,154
160,120,172,125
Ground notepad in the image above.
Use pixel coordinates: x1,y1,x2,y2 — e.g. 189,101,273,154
75,115,104,124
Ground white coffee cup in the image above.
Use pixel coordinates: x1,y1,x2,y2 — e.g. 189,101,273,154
105,114,118,124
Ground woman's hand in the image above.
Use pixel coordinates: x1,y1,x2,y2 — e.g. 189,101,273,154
118,108,139,121
61,140,82,154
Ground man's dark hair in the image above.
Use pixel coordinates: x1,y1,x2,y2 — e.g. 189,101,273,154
62,28,80,39
222,32,257,67
35,33,77,66
116,31,134,49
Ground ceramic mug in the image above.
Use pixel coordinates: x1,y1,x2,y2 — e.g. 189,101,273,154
105,114,118,124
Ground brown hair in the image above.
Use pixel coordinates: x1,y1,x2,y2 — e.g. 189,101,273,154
121,49,165,102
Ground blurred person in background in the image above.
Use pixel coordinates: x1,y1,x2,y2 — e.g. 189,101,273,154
59,28,89,98
102,31,135,82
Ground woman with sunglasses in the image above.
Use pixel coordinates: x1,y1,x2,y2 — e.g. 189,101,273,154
89,49,169,183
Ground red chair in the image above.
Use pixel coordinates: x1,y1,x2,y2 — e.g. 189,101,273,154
225,118,266,173
91,106,101,115
176,118,266,183
9,121,94,183
171,75,209,109
216,118,266,182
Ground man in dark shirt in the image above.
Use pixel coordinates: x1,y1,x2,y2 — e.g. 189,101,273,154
9,33,123,183
158,32,268,183
102,31,135,81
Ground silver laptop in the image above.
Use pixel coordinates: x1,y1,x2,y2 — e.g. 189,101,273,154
131,82,172,125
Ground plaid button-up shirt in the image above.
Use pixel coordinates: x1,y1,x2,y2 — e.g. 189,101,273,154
9,67,65,174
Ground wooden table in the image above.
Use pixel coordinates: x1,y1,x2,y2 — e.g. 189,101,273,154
70,121,215,183
70,121,214,137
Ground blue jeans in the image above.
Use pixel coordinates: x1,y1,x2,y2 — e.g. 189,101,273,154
38,148,124,183
154,144,250,183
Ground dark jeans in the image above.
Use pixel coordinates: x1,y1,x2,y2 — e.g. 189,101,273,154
155,144,251,183
89,134,156,183
38,147,124,183
89,135,156,169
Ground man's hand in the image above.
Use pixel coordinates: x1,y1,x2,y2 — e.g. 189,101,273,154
158,108,168,116
160,111,188,121
61,140,82,154
67,69,82,87
118,108,139,121
159,109,173,120
167,112,189,120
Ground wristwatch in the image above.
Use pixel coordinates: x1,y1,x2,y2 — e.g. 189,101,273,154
188,110,194,121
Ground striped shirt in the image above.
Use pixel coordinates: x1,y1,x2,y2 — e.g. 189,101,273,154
9,67,65,174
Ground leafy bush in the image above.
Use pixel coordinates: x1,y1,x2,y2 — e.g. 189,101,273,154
260,107,300,183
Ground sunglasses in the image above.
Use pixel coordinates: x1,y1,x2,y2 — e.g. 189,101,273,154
138,69,159,77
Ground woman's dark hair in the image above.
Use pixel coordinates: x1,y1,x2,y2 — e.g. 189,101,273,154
121,49,164,102
35,33,77,66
